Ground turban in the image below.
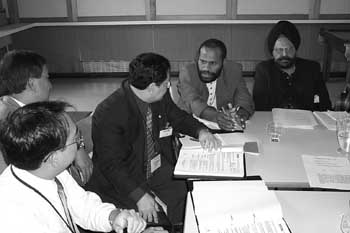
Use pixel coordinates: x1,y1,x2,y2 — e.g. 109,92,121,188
267,20,301,55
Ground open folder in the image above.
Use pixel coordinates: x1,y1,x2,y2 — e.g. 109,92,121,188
186,180,291,233
174,145,245,179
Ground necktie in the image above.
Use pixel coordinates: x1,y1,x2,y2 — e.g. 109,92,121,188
146,106,156,179
206,81,217,109
55,178,78,233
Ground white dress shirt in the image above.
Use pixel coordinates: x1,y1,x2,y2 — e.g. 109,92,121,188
0,166,116,233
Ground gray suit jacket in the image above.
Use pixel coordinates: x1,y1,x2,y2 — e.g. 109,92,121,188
176,61,254,117
0,96,21,174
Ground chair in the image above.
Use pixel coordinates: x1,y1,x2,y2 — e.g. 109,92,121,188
76,114,93,156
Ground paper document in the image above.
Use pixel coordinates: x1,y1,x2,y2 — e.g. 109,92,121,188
313,111,349,130
302,154,350,190
272,108,318,129
190,180,290,233
174,146,244,178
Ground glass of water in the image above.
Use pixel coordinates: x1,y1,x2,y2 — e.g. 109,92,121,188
336,117,350,155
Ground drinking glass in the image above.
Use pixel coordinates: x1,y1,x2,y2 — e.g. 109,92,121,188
267,122,282,142
336,117,350,155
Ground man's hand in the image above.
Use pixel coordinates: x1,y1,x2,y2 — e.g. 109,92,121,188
73,149,93,185
136,193,159,223
111,209,146,233
198,129,221,150
143,227,168,233
216,111,236,131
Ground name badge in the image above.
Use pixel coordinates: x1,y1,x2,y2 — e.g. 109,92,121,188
159,127,173,138
151,154,161,173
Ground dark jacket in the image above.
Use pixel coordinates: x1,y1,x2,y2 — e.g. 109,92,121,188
253,58,332,111
87,80,206,209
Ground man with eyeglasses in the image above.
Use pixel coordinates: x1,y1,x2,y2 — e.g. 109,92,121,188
0,101,147,233
253,20,332,111
86,52,220,227
0,50,93,185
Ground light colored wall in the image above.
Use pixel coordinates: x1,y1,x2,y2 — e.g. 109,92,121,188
237,0,309,15
157,0,226,15
320,0,350,14
17,0,67,18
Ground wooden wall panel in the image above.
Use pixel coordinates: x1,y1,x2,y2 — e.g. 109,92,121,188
320,0,350,14
17,0,67,18
76,26,153,61
156,0,226,15
237,0,309,14
77,0,145,17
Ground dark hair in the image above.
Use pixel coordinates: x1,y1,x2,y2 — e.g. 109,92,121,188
0,50,46,96
0,101,71,170
267,20,301,55
198,38,227,60
129,52,170,90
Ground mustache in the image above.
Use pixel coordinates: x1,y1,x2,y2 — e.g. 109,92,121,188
277,56,293,62
200,71,216,76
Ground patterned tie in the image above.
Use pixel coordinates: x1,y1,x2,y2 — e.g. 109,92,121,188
55,178,78,233
146,106,156,179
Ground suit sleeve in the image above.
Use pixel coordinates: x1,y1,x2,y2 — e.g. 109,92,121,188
232,66,255,116
253,63,271,111
177,65,208,117
313,62,332,110
164,91,207,138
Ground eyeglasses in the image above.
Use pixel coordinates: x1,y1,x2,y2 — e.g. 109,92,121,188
273,47,295,55
65,135,85,150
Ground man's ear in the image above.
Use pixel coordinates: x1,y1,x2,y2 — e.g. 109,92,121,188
27,78,36,92
47,151,60,168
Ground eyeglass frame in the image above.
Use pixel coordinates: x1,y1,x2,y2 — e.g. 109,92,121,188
273,46,295,55
43,134,85,162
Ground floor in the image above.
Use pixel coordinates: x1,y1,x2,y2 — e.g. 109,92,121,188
50,77,346,112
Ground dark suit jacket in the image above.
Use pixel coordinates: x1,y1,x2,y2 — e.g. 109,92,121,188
253,58,332,111
176,61,254,116
88,80,206,209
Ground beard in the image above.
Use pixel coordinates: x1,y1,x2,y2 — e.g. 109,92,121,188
275,56,296,69
197,66,223,83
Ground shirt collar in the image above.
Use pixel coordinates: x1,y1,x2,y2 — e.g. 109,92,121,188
9,96,25,107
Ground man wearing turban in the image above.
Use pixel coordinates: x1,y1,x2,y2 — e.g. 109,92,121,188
253,20,332,111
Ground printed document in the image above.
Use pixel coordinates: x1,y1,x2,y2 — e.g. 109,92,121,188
174,146,244,178
313,111,349,130
189,180,291,233
272,108,318,129
302,154,350,190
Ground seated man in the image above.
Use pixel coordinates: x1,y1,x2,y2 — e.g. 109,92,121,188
253,20,332,111
0,50,92,184
0,101,146,233
86,52,220,225
176,38,255,131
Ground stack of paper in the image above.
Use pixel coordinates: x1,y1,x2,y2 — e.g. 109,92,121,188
190,180,291,233
313,111,349,130
174,145,245,178
272,108,318,129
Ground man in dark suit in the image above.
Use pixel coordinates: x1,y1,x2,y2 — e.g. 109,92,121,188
176,38,254,131
253,20,332,111
87,53,220,225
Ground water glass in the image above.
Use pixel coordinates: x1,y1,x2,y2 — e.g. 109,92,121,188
267,122,282,142
336,117,350,155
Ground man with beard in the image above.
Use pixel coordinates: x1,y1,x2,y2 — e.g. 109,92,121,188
177,38,254,131
253,20,332,111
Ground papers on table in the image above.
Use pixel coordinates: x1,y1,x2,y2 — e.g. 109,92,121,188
302,154,350,190
313,111,349,130
193,114,220,130
190,180,291,233
215,133,260,156
272,108,318,129
174,146,245,178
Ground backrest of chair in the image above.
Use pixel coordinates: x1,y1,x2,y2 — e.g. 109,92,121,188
76,114,93,155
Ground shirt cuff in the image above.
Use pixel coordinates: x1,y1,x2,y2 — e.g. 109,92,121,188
129,187,146,203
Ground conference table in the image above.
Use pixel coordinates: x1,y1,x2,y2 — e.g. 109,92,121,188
184,190,350,233
181,111,342,189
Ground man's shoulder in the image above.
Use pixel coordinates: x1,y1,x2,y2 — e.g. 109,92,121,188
256,59,274,68
296,57,320,69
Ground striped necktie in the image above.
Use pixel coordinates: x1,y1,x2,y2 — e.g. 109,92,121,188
55,178,78,233
146,106,156,179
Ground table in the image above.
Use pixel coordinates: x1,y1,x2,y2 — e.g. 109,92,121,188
181,112,341,188
319,28,350,83
184,190,350,233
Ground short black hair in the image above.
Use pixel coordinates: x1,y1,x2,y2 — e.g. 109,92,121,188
0,101,71,170
0,50,46,96
267,20,301,55
198,38,227,60
129,52,170,90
